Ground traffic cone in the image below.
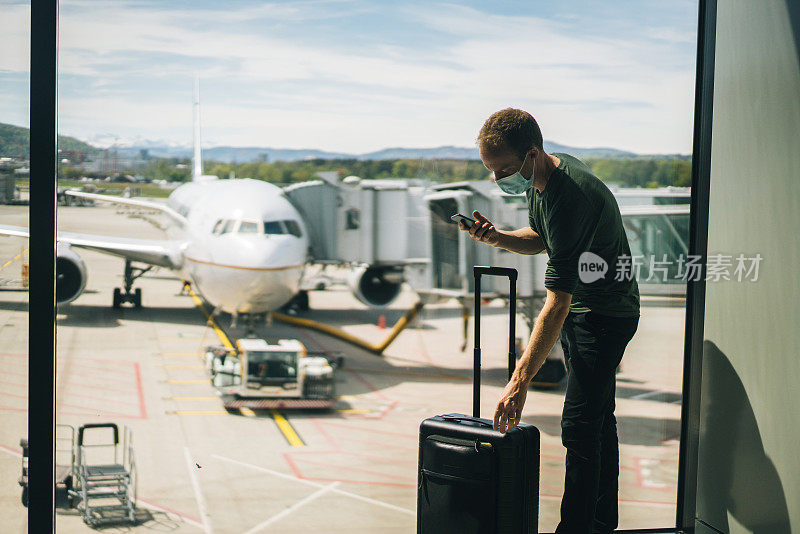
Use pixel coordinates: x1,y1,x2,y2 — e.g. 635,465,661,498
377,314,387,330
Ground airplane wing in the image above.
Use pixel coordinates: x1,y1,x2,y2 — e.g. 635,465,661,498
64,190,188,225
0,224,184,269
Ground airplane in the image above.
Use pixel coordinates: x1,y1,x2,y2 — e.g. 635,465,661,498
0,80,315,320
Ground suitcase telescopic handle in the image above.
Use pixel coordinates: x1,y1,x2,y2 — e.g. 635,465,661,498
473,266,517,418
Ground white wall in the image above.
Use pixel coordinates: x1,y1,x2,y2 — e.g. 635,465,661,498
696,1,800,532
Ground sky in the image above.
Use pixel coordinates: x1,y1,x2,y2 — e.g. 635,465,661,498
0,0,699,154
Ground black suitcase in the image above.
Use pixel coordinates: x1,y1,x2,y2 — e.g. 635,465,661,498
417,266,540,534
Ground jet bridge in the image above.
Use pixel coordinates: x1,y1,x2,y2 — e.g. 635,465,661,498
285,174,690,314
284,175,429,307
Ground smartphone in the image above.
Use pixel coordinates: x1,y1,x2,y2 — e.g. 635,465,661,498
450,213,476,229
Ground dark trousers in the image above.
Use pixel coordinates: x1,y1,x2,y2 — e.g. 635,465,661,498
554,311,639,534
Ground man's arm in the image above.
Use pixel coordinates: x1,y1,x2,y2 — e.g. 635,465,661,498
493,288,571,433
461,211,545,255
495,226,546,255
514,288,571,384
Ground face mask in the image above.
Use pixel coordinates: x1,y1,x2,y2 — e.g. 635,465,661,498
494,152,533,195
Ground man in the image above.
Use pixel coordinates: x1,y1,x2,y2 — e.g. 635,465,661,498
459,108,640,534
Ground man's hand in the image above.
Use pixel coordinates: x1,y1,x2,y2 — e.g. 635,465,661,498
493,376,529,433
460,210,499,247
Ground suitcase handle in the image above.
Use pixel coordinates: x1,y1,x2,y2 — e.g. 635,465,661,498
440,414,493,427
473,266,517,418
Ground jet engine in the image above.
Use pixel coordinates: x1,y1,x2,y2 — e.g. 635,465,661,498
347,265,403,307
56,243,87,304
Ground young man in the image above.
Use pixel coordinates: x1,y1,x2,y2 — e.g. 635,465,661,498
459,108,640,534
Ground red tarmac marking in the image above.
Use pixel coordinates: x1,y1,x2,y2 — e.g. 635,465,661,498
0,444,22,456
0,363,137,386
319,421,417,440
344,369,391,401
0,379,25,389
2,389,144,419
290,456,417,484
135,362,147,419
1,357,138,379
325,433,417,453
136,496,202,526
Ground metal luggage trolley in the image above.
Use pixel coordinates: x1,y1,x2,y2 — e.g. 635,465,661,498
71,423,138,525
18,424,78,509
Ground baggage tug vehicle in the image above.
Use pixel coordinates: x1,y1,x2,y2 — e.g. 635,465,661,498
205,338,337,409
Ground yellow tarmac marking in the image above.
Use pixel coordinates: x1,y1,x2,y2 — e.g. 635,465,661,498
186,287,235,351
270,410,305,447
239,407,256,417
163,396,219,401
186,286,305,446
0,249,28,273
168,410,228,415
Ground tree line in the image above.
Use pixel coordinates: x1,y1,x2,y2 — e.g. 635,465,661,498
60,155,692,189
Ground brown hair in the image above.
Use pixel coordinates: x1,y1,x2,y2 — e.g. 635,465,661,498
477,108,543,158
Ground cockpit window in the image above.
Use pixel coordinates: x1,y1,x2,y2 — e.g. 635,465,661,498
284,220,302,238
219,219,235,235
263,221,286,235
239,220,260,234
212,219,224,234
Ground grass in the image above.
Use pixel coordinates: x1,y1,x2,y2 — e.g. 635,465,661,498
17,180,175,198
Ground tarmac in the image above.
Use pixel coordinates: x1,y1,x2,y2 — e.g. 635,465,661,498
0,204,684,533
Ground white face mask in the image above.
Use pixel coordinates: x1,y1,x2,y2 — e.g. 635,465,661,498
494,152,533,195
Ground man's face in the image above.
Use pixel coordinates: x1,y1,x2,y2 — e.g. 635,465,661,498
480,144,535,181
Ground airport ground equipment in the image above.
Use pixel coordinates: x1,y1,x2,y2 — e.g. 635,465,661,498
205,338,339,409
19,425,78,509
18,423,137,526
417,266,540,533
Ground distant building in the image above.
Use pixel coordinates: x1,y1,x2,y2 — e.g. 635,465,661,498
0,162,18,203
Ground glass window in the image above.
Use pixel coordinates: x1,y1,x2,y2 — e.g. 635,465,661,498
238,220,259,234
44,1,699,532
284,220,302,238
263,220,286,235
1,3,30,529
248,351,297,380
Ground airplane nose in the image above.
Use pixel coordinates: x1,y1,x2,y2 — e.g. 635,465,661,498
225,235,301,270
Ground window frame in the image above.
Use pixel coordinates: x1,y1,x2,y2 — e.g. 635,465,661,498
29,1,716,531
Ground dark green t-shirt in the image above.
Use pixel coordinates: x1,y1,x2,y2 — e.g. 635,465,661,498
525,153,640,317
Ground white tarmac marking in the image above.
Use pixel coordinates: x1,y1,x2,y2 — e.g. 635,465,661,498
242,481,341,533
184,447,214,534
212,454,415,517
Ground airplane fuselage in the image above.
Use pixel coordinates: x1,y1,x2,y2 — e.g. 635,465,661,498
165,178,309,314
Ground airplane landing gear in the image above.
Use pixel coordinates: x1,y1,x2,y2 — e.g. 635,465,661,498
281,290,310,313
113,260,152,309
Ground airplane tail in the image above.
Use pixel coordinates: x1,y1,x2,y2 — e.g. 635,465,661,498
192,76,215,183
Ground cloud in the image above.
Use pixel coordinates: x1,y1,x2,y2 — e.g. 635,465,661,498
0,0,698,154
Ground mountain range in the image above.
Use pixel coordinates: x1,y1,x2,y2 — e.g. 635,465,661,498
112,141,638,162
2,121,657,163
